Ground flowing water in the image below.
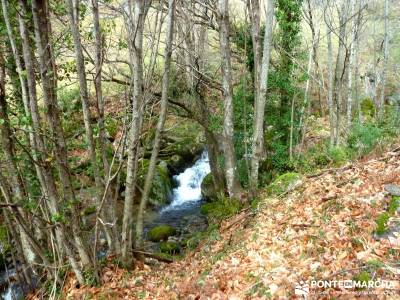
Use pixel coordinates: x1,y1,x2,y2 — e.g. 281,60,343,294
145,151,211,236
0,151,212,298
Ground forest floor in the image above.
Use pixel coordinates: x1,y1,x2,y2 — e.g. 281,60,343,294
56,144,400,299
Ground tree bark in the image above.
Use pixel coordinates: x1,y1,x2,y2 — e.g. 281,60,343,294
378,0,389,121
217,0,242,199
31,0,90,283
326,10,335,147
249,0,275,193
121,0,147,264
135,0,175,251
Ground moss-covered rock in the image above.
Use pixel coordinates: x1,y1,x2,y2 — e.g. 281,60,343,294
267,172,303,195
136,159,172,207
160,122,205,173
201,173,217,201
147,225,177,242
159,241,180,255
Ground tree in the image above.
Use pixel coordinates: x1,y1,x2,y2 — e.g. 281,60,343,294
135,0,175,251
217,0,242,199
249,0,275,192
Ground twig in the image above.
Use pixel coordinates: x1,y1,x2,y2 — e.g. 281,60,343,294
131,250,173,263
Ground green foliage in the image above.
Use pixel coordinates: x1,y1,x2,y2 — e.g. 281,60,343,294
327,146,349,166
375,212,389,236
51,213,66,224
201,197,241,222
366,259,385,270
159,241,180,255
352,271,371,289
388,196,400,214
82,205,97,216
360,98,375,117
147,225,177,242
347,123,383,156
232,78,254,187
266,172,301,195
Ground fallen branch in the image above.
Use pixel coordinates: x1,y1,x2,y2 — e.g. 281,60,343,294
132,250,173,263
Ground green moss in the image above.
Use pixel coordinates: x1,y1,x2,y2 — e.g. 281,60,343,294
267,172,302,195
147,225,177,242
159,241,180,255
137,160,171,206
201,197,241,221
82,205,97,216
375,212,390,235
201,173,218,200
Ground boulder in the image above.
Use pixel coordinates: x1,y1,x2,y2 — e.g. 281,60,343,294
147,225,177,242
201,173,218,201
384,184,400,196
137,160,172,207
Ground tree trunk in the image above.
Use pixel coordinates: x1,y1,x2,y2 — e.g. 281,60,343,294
347,0,356,130
121,0,147,264
249,0,275,193
217,0,242,199
378,0,389,121
135,0,175,251
31,0,90,283
326,13,335,147
91,0,121,255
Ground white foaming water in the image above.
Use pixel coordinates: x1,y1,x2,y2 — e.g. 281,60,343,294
161,151,210,212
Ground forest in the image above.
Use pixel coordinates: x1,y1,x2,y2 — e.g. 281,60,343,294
0,0,399,298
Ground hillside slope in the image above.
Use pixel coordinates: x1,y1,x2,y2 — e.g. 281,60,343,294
62,146,400,299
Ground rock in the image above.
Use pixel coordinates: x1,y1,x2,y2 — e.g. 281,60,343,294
201,173,218,201
182,215,208,233
159,241,180,255
137,160,172,207
384,184,400,196
147,225,177,242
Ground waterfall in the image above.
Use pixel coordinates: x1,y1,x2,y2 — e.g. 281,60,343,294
161,151,210,213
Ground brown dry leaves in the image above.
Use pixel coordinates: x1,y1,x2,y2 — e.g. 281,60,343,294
59,148,400,299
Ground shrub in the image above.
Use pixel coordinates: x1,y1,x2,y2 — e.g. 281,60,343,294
360,98,375,117
347,123,383,157
267,172,302,195
327,146,348,166
159,241,180,255
375,212,389,236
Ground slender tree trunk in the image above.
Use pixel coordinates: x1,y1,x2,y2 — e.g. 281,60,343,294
122,0,147,264
326,13,335,147
91,0,121,255
346,0,356,131
249,0,275,193
247,0,262,94
31,0,90,283
217,0,242,199
66,0,115,253
378,0,389,121
136,0,175,251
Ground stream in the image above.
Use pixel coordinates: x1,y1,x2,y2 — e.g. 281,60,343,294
144,151,210,245
0,151,211,299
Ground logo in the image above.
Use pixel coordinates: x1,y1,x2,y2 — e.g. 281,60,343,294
295,281,310,296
